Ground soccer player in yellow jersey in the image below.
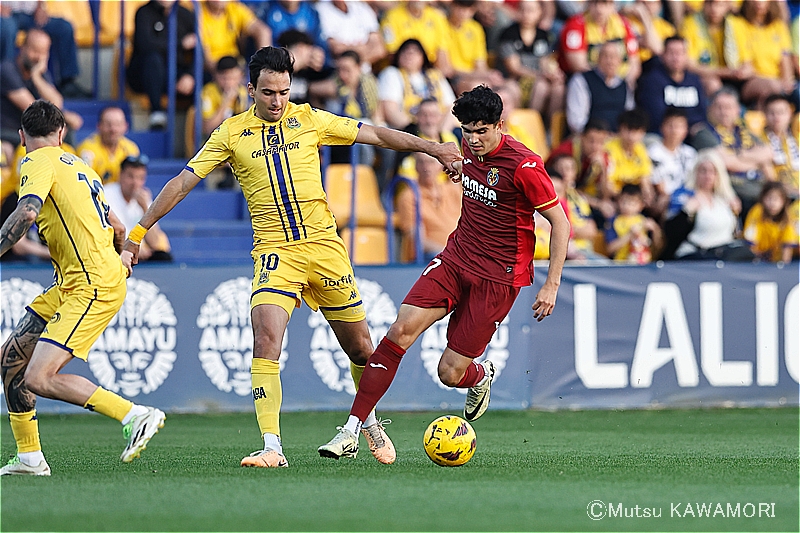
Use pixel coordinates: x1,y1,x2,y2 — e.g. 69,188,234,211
0,101,166,476
121,46,462,468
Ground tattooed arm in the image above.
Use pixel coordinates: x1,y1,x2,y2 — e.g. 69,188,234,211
0,196,43,257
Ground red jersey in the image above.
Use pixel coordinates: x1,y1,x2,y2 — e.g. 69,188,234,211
441,134,558,287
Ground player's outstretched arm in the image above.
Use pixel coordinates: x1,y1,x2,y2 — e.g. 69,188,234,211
354,124,462,174
0,196,42,257
121,169,201,269
532,203,570,322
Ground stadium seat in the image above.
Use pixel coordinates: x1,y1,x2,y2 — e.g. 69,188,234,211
324,164,388,228
127,131,171,158
744,110,766,137
166,190,242,220
550,111,567,147
507,109,549,160
43,0,96,47
340,227,389,265
96,1,148,45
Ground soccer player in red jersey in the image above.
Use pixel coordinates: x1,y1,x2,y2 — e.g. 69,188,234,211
319,85,570,461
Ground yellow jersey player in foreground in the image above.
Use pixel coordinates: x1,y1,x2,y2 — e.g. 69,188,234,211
0,101,166,476
121,46,462,468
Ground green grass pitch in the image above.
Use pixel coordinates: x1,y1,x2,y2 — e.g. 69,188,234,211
1,408,797,532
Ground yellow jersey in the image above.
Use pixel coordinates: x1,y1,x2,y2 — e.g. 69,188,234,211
18,146,125,289
743,203,799,262
605,138,653,195
445,18,488,73
628,15,676,63
381,3,449,63
201,81,250,121
727,18,792,79
197,1,256,64
186,103,360,245
77,134,140,184
681,13,729,67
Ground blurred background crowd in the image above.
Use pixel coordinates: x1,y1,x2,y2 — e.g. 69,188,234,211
1,0,798,266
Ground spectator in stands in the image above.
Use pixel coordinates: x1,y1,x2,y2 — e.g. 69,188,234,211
103,156,172,262
128,0,196,131
566,41,634,134
259,0,326,56
622,0,676,69
681,0,752,96
559,0,641,84
442,0,495,82
2,2,83,96
699,88,775,212
546,153,604,260
604,109,655,206
377,38,456,131
726,0,795,109
663,150,754,261
496,82,539,155
77,106,140,185
497,0,565,123
321,50,382,166
473,0,515,55
549,118,612,204
380,1,451,73
197,0,271,73
201,56,249,138
395,152,462,262
394,98,459,182
743,181,797,262
647,108,698,221
276,30,332,106
605,184,662,264
0,29,82,152
316,0,386,68
762,94,798,198
636,36,707,136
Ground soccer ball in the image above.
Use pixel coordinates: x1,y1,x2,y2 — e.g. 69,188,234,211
422,415,476,467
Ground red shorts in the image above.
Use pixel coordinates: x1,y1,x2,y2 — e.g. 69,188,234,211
403,256,520,358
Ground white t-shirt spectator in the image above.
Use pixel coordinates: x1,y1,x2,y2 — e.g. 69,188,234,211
316,1,379,48
103,182,143,233
647,140,697,196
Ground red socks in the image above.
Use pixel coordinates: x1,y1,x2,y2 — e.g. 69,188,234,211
350,337,405,421
456,361,486,388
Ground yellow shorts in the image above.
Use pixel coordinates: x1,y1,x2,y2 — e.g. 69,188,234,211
250,235,366,322
27,281,126,361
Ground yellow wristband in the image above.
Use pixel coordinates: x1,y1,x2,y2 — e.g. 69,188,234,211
128,224,148,245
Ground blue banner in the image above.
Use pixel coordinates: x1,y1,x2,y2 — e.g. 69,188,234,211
1,262,797,414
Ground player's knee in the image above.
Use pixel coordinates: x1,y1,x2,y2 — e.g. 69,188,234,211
252,329,284,360
386,321,416,348
437,365,462,388
23,366,48,397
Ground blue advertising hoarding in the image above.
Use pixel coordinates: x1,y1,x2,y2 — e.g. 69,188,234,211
1,262,797,414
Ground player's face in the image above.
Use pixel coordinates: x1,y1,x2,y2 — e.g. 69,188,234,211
249,69,291,123
461,121,503,157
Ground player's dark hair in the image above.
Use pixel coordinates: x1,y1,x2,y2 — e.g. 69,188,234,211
764,93,794,111
583,117,610,134
618,108,649,131
392,39,433,71
620,183,643,197
337,50,361,65
249,46,294,84
21,100,65,138
452,85,503,125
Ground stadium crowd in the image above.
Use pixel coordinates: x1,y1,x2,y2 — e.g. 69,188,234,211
1,0,798,265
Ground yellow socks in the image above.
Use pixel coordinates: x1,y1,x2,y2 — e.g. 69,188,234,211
9,410,41,453
251,358,282,437
84,387,133,422
350,362,365,390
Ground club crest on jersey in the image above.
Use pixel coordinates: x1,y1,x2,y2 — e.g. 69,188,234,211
487,167,500,186
286,117,301,129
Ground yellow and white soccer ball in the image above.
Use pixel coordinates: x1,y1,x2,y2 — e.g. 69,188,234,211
422,415,476,467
